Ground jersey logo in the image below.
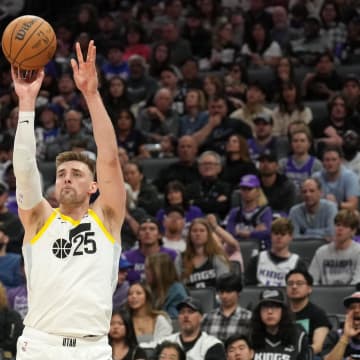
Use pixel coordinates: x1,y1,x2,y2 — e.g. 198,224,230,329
52,223,97,259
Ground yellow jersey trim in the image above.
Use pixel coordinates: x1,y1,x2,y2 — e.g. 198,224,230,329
30,211,57,245
88,209,115,244
57,211,81,226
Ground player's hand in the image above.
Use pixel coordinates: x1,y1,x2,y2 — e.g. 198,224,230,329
71,40,98,98
11,66,44,100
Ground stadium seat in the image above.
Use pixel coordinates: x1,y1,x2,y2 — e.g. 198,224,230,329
137,157,179,182
188,287,217,314
38,160,56,191
239,240,260,270
289,238,327,267
230,260,242,275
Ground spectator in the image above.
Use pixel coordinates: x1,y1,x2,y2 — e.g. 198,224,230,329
278,127,322,200
101,41,129,81
226,174,272,249
123,217,179,284
109,307,147,360
244,0,273,39
224,62,248,103
271,6,292,51
250,288,309,360
123,161,161,216
202,273,252,342
179,58,203,92
322,291,360,360
259,149,297,216
72,3,99,38
225,334,254,360
126,282,173,343
186,151,231,219
155,340,186,360
286,269,331,357
309,209,360,285
154,135,200,192
342,130,360,181
202,75,224,105
272,81,313,137
145,252,187,319
342,73,360,112
221,134,258,191
199,0,222,31
289,178,337,240
245,217,307,286
182,218,230,289
339,15,360,64
149,42,172,80
312,145,359,211
123,21,151,62
112,255,133,309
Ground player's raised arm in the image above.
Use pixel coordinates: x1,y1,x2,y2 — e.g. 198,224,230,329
11,68,52,231
70,41,125,227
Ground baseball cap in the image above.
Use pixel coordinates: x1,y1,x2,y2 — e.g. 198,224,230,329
258,149,278,162
258,289,286,306
119,255,133,270
344,73,360,87
344,292,360,308
253,112,273,125
176,297,203,314
139,216,161,229
239,174,260,188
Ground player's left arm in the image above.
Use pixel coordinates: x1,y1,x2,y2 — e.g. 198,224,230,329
71,41,125,235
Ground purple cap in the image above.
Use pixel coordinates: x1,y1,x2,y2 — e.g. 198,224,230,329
239,174,260,188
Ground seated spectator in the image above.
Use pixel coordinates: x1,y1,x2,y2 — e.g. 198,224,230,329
241,21,282,68
123,217,179,284
123,161,161,216
224,62,248,103
115,109,149,159
148,42,172,80
202,74,224,105
113,255,133,309
109,307,148,360
182,218,230,289
0,281,23,359
154,135,200,192
338,15,360,64
155,340,186,360
272,81,313,137
225,334,254,360
289,178,337,240
289,15,330,67
271,6,292,51
201,273,251,342
145,252,187,318
312,145,359,211
136,87,179,143
179,58,203,92
156,180,203,233
122,21,151,62
302,52,342,101
342,73,360,112
245,217,307,286
321,291,360,360
126,282,173,343
226,174,272,250
230,82,273,136
101,41,129,81
278,127,322,200
342,130,360,181
286,269,331,357
161,206,187,252
271,57,296,102
186,151,232,219
250,289,309,360
157,134,177,159
221,134,258,191
309,209,360,285
178,89,208,137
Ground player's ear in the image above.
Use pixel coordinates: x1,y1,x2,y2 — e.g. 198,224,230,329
89,181,98,194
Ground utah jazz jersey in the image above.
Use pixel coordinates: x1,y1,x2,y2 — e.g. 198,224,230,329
23,209,121,337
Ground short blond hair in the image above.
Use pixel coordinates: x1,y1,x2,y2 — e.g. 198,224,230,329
56,151,96,178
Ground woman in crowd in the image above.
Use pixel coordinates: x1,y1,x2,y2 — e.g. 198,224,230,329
109,307,147,360
156,180,203,232
221,134,258,191
123,21,151,62
225,174,272,250
272,81,313,137
127,282,173,343
224,62,248,102
251,289,309,360
149,43,172,80
203,74,224,103
155,341,186,360
271,57,296,101
145,253,187,318
182,218,230,289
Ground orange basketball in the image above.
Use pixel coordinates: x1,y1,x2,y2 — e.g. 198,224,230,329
1,15,57,71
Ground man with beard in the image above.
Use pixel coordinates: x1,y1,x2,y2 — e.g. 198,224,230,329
342,130,360,182
286,269,331,357
162,206,186,252
322,292,360,360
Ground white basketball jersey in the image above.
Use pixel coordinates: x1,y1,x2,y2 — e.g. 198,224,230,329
23,209,121,337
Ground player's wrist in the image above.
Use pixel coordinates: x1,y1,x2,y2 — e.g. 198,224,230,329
82,90,100,102
18,99,36,111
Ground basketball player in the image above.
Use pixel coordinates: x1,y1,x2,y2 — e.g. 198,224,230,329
13,41,125,359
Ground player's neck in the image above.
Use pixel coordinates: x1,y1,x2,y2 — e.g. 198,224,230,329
58,203,89,221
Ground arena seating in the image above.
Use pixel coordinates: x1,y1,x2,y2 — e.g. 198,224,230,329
188,287,217,314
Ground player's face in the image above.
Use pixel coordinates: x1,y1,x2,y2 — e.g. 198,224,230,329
286,273,311,300
55,161,96,205
109,314,126,340
227,339,254,360
190,223,208,247
260,303,282,328
127,284,146,310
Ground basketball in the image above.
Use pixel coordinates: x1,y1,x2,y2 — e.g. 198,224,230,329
1,15,57,71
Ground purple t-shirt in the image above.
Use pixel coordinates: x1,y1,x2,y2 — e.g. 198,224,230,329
123,247,178,284
7,284,28,320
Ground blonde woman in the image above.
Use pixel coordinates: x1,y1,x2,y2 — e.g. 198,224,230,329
126,282,172,343
182,218,230,289
145,253,187,318
225,174,272,250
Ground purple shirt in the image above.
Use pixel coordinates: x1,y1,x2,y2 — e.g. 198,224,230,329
7,284,28,320
123,247,178,284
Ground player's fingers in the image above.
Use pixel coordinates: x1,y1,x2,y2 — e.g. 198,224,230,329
10,65,17,80
70,58,78,74
87,40,95,62
76,42,84,64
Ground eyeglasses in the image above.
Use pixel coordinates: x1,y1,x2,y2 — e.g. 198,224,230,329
286,281,307,287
